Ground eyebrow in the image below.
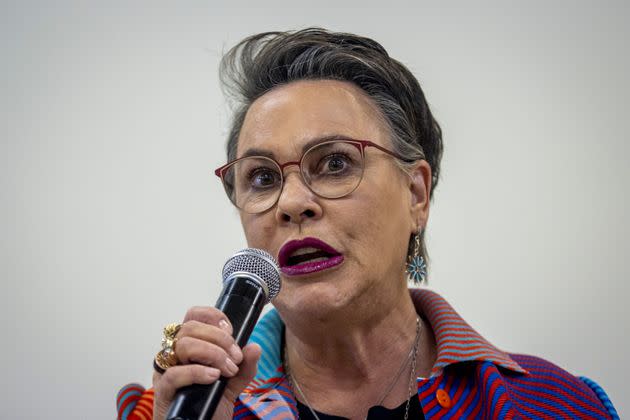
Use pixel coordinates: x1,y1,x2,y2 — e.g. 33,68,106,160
239,134,354,159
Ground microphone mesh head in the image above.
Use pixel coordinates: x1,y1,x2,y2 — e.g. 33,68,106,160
222,248,281,303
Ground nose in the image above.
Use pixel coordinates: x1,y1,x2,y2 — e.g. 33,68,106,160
275,166,323,224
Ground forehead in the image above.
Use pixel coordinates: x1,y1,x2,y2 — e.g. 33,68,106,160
236,80,389,158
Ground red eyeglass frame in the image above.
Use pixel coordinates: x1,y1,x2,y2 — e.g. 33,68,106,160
214,139,412,180
213,139,421,212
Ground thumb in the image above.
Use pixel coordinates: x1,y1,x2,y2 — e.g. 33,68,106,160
222,343,262,403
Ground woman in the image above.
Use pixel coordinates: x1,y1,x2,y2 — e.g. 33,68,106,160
117,29,618,419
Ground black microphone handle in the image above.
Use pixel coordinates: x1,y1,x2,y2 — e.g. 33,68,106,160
166,277,267,420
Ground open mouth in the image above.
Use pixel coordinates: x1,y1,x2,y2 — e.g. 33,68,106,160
286,247,335,266
278,237,344,275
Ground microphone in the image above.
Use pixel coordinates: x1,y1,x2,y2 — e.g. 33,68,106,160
166,248,281,420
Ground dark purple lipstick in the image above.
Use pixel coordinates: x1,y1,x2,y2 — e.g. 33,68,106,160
278,237,344,276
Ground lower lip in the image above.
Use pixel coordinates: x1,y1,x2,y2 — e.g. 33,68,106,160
280,255,345,276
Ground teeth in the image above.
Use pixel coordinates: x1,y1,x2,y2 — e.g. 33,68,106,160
289,247,321,257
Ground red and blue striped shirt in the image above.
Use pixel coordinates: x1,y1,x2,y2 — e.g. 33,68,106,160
118,289,618,419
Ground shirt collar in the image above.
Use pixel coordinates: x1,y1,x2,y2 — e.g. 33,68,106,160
409,288,527,376
244,288,527,397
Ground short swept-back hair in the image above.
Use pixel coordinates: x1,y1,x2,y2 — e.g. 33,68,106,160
219,28,443,281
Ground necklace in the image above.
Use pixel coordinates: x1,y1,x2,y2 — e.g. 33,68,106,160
284,317,421,420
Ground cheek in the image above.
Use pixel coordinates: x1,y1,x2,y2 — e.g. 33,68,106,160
355,178,411,250
362,201,401,245
240,214,275,250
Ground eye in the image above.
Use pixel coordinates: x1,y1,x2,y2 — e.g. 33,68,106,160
304,141,362,179
320,153,352,175
249,167,280,189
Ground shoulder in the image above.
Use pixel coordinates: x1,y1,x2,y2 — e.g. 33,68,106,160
503,353,619,419
116,383,154,420
407,289,619,418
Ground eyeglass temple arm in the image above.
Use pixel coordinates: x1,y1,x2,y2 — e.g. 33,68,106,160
361,140,422,162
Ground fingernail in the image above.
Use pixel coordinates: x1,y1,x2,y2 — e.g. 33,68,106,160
206,367,220,380
219,319,232,333
229,344,243,363
226,358,239,376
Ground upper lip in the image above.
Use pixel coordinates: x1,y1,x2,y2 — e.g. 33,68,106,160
278,237,341,268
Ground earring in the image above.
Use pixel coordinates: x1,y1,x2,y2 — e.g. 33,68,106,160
406,230,427,283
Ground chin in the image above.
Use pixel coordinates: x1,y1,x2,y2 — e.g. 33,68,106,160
274,278,360,321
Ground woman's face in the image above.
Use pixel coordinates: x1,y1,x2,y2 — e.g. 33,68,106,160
236,80,431,321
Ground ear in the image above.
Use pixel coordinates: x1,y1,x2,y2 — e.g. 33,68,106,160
408,160,432,232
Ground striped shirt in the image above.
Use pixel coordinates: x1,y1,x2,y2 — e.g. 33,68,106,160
117,289,618,419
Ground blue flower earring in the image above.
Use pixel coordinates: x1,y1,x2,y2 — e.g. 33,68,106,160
406,230,427,283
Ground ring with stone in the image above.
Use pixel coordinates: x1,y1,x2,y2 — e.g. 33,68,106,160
153,323,182,374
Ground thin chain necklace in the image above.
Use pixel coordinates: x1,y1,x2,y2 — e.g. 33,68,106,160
284,317,421,420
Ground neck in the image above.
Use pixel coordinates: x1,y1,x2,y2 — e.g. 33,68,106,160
282,287,436,419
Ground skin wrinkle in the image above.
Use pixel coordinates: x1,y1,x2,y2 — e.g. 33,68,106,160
235,79,435,419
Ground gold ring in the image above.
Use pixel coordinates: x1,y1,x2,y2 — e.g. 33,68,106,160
154,323,182,372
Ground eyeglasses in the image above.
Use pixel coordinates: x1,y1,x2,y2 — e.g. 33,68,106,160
214,139,419,214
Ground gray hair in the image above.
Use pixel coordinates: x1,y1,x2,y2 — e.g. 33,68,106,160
219,28,443,282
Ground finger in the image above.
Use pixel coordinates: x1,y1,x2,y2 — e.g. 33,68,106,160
178,320,242,363
153,364,221,419
183,306,233,334
223,343,262,403
175,336,240,378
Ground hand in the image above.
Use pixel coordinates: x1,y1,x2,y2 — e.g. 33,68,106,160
152,306,262,420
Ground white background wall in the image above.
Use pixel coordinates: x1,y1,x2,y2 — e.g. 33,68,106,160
2,1,628,418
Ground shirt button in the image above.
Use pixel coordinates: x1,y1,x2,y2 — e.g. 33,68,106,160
436,389,451,408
